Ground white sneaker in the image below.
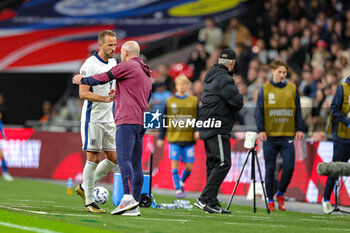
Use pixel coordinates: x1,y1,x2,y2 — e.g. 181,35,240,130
322,198,332,214
122,206,141,216
179,180,184,188
2,172,14,181
111,194,139,215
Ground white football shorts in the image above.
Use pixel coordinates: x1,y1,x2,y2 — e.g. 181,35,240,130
81,121,116,152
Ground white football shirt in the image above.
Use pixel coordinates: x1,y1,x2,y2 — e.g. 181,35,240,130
80,53,117,123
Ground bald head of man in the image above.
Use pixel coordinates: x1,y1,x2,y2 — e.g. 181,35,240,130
120,41,140,62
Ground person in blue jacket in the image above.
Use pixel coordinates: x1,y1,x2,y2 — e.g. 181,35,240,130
255,60,303,211
0,113,13,181
322,76,350,214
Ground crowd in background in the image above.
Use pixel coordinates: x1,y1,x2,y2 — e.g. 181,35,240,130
149,0,350,141
2,0,346,139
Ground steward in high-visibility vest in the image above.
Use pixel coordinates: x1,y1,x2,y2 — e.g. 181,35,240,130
327,77,350,140
322,76,350,214
255,60,303,212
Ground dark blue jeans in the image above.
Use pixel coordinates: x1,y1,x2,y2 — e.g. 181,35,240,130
263,137,295,200
323,140,350,200
116,124,145,202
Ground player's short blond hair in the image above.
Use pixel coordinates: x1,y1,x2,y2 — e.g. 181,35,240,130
98,30,116,44
175,75,190,84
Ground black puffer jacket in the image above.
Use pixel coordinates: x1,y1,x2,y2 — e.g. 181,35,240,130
199,64,243,140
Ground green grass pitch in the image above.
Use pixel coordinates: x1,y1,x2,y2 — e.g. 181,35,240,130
0,178,349,233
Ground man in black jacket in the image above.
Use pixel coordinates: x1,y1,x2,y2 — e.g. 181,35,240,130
194,49,243,214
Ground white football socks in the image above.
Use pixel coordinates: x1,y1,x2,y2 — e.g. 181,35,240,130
94,159,118,185
82,161,97,205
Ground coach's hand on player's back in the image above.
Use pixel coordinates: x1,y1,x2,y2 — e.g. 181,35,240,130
72,74,83,84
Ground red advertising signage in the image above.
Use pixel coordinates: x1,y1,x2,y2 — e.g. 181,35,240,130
2,129,349,206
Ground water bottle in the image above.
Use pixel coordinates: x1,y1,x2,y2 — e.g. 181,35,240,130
183,204,193,210
156,203,178,209
172,200,193,209
172,200,190,208
67,177,73,195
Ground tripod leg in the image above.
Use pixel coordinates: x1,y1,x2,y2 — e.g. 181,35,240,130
254,149,270,214
252,151,256,213
225,150,251,211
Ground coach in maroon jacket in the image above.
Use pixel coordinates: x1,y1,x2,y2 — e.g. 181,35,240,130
73,41,152,216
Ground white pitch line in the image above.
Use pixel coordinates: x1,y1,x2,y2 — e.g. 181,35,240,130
154,211,270,221
225,222,287,228
320,228,350,232
8,199,57,203
0,221,62,233
136,217,192,222
299,218,350,225
0,205,102,218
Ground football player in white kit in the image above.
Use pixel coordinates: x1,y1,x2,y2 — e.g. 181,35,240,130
75,30,118,213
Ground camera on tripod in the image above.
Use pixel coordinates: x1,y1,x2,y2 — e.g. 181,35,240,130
225,131,270,214
244,131,257,149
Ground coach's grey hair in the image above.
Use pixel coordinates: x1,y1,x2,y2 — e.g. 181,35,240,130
218,58,233,66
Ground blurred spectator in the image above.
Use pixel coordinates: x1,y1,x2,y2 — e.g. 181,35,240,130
311,40,331,67
187,40,209,81
254,39,269,64
235,43,256,79
169,63,194,82
289,36,306,72
247,64,270,101
191,80,204,106
300,27,312,58
339,50,350,79
300,96,313,133
55,97,83,122
149,82,172,113
0,94,8,124
239,86,259,127
246,59,260,85
224,17,252,50
152,64,174,92
205,50,220,71
198,18,223,54
40,100,54,125
303,66,325,99
267,33,279,62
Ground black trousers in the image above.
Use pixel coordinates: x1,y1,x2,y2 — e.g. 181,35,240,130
199,134,231,205
263,137,295,200
323,140,350,200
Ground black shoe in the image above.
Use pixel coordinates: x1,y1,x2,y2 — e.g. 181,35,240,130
212,202,231,214
194,199,206,210
218,206,231,214
203,204,221,213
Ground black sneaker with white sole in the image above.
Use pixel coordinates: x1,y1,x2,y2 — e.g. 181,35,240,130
203,204,231,214
194,199,206,210
216,205,231,214
203,204,222,213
